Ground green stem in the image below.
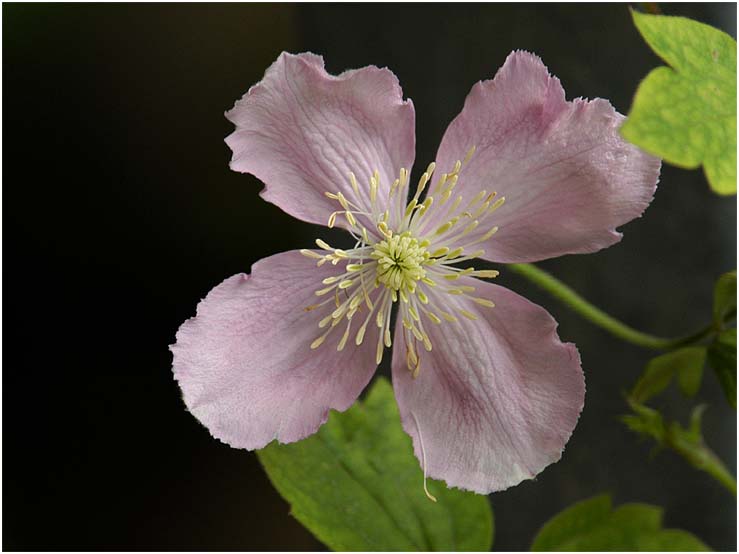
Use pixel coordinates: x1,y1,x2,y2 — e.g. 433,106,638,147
625,402,737,496
668,421,737,496
508,263,714,350
696,448,737,496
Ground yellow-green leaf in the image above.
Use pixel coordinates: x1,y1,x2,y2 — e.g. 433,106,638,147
621,11,737,195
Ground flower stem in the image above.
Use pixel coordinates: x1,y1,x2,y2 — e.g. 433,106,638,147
508,263,714,350
670,427,737,496
626,401,737,496
692,447,738,496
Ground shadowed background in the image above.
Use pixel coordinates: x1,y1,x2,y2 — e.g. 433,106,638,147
4,3,736,550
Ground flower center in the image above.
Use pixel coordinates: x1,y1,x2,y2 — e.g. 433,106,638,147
301,146,505,377
372,232,429,292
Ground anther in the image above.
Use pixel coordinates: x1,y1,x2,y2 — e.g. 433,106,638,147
489,197,506,212
311,332,329,349
355,321,368,346
459,310,478,320
409,306,420,321
348,172,359,195
300,249,323,260
425,311,441,324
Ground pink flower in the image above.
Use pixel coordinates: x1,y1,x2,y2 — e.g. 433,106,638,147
171,51,660,494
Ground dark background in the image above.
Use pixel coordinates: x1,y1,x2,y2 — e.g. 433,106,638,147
4,3,736,551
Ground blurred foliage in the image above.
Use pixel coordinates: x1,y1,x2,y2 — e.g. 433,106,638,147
531,494,710,551
631,346,707,403
708,328,737,409
712,270,737,325
709,271,737,408
621,11,737,195
622,401,735,496
622,267,737,496
257,378,493,551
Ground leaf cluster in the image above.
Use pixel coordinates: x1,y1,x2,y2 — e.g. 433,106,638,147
622,271,736,496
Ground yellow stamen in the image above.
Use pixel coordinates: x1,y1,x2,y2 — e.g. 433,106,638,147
308,151,501,357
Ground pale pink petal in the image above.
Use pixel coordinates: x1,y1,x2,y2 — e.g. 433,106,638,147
392,277,584,493
171,250,380,450
433,50,660,263
226,52,415,230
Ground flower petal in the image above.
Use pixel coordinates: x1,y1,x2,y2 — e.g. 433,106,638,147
171,250,380,450
392,278,584,494
226,52,416,229
433,50,660,263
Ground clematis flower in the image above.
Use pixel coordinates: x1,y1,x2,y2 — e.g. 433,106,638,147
172,51,660,494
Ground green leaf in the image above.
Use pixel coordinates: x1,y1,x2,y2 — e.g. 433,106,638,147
708,328,737,408
676,348,707,397
713,270,737,325
631,347,706,403
636,529,712,551
256,377,493,551
530,495,612,551
620,11,737,195
532,494,711,551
